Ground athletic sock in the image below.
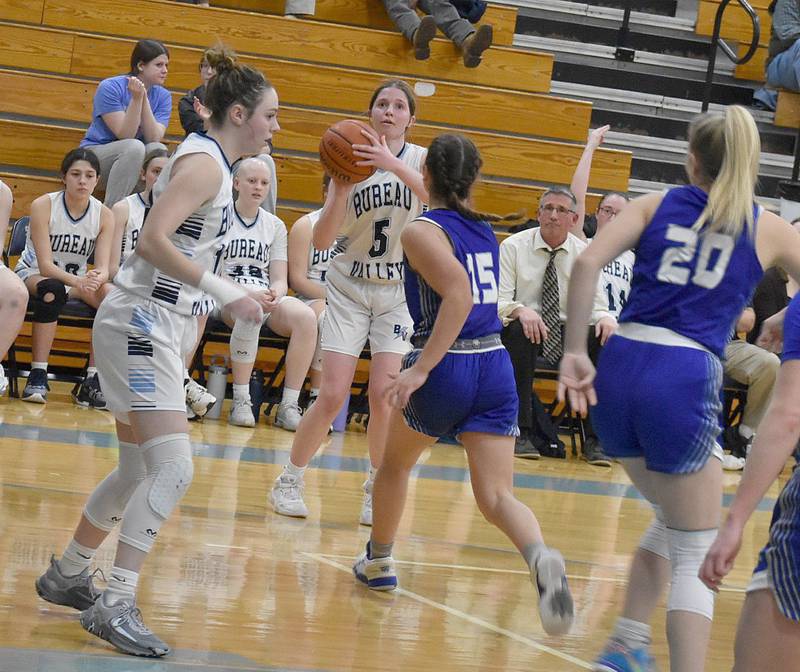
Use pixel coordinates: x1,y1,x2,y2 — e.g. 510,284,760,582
31,361,48,372
612,616,651,649
232,383,249,401
369,540,394,559
522,542,547,572
285,461,306,478
104,566,139,605
59,538,97,577
281,388,300,407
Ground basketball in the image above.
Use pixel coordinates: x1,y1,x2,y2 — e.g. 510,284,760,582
319,119,378,184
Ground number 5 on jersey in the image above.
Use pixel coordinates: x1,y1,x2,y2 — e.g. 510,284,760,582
466,252,498,305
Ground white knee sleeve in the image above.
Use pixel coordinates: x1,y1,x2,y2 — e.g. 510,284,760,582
84,441,147,531
639,505,670,560
666,527,717,620
312,309,325,371
229,317,262,363
119,433,194,552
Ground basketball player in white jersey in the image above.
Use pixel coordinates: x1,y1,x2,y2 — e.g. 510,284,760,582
15,148,114,407
0,180,27,396
219,156,317,428
271,79,428,525
287,173,335,403
35,48,277,658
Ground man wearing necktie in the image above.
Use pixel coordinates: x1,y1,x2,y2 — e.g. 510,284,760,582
498,188,618,464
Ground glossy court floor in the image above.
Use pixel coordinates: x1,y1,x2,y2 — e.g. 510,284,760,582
0,384,788,672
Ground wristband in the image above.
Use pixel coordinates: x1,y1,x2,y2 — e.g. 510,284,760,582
198,271,247,307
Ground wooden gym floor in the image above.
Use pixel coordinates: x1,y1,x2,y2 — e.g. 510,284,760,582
0,383,786,671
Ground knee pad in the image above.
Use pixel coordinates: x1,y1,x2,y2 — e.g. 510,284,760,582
639,505,670,560
666,527,717,620
83,441,147,530
143,433,194,519
31,278,67,322
229,317,261,363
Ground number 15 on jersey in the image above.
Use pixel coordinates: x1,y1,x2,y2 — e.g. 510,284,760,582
465,252,498,305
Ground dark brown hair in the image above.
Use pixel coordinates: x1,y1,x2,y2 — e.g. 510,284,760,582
60,148,101,177
368,79,416,117
203,46,272,126
129,39,169,75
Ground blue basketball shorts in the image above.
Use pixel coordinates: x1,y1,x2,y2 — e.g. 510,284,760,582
591,334,723,474
402,347,519,439
750,472,800,621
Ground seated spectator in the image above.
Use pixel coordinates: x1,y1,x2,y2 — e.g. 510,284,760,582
382,0,493,67
81,40,171,207
0,180,28,396
219,158,317,428
570,125,634,317
753,0,799,110
498,187,617,465
285,0,315,17
723,307,781,466
108,149,168,279
14,148,114,407
287,174,335,406
179,50,216,137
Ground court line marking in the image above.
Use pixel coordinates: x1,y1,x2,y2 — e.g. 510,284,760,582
311,553,748,594
303,551,594,670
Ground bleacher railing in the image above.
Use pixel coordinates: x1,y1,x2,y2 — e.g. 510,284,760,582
701,0,760,112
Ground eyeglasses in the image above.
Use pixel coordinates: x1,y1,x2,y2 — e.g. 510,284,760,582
540,204,575,216
597,206,621,218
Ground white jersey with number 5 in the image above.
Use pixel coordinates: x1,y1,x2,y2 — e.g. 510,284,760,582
114,132,234,316
15,191,102,279
331,142,426,285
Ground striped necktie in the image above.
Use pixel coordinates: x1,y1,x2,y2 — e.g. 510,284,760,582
541,248,562,364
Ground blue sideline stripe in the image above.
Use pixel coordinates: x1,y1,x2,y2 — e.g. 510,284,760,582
0,421,777,511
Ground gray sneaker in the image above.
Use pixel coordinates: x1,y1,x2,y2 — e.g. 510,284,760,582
275,402,303,431
80,595,170,658
35,555,102,611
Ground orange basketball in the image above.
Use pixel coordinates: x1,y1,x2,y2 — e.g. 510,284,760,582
319,119,378,184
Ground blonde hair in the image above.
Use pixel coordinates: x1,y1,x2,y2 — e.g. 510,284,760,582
688,105,760,237
236,156,271,178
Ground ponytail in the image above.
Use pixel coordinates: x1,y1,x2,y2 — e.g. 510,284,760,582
688,105,760,237
203,45,272,127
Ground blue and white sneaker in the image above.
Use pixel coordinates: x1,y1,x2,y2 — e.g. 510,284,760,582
594,638,657,672
353,543,397,591
22,367,49,403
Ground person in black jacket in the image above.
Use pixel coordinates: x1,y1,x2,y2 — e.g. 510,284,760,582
178,50,215,136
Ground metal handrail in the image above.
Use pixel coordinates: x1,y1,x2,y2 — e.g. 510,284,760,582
701,0,760,112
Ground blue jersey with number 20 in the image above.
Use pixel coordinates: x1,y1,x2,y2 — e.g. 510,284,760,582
404,208,503,342
619,185,763,357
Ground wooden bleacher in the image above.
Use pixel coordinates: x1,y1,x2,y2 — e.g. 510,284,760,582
0,0,632,384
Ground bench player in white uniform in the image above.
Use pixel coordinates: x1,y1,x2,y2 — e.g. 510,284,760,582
0,180,27,395
287,173,336,402
271,79,428,525
14,148,114,407
35,49,277,658
220,156,317,428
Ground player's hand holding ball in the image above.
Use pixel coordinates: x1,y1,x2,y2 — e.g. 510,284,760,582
319,120,379,184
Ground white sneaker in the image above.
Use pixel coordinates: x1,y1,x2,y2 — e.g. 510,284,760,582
359,477,373,526
0,364,7,396
532,547,574,636
269,471,309,517
353,544,397,591
229,396,255,427
184,377,216,418
723,453,746,471
275,402,303,431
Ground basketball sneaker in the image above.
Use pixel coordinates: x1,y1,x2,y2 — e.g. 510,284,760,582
593,638,656,672
359,476,373,527
0,363,8,396
229,396,256,427
531,547,574,635
275,402,303,431
35,555,102,611
184,377,216,418
22,368,49,403
80,594,170,658
72,373,107,410
269,470,309,517
353,543,397,591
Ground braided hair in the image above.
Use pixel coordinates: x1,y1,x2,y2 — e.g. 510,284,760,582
425,134,522,223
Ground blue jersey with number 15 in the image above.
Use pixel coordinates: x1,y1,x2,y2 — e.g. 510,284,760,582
619,185,763,357
404,209,502,342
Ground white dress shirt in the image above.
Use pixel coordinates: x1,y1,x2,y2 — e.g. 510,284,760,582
498,227,612,326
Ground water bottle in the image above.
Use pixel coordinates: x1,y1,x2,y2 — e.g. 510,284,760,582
204,355,229,420
249,369,264,421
